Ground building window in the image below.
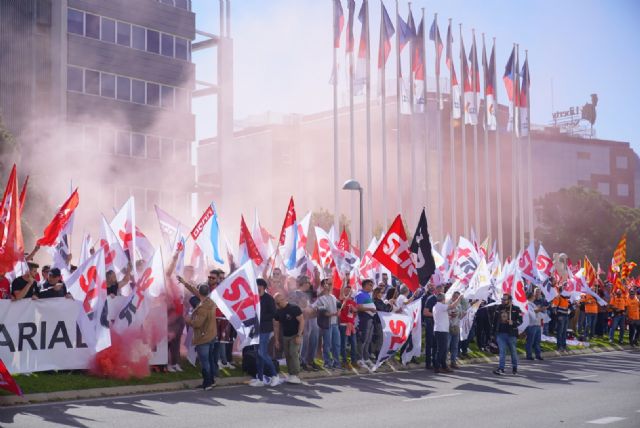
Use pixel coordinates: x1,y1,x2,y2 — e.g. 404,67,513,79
116,76,131,101
67,66,83,92
147,136,161,159
85,69,100,95
161,85,174,109
131,134,146,157
146,82,160,106
85,13,100,39
100,128,116,154
147,29,160,54
597,182,610,196
116,131,131,156
132,79,146,104
117,22,131,46
101,73,116,98
67,9,84,35
616,156,628,169
132,25,146,50
101,17,116,43
175,0,189,10
161,139,174,160
161,33,174,57
617,183,630,197
175,37,189,61
577,151,591,160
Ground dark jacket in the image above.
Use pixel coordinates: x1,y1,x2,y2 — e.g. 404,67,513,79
493,304,523,336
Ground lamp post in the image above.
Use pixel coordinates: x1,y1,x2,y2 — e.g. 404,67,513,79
342,179,363,253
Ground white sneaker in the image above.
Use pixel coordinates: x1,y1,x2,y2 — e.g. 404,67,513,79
269,376,282,387
174,364,183,372
286,375,302,384
249,378,265,387
357,360,367,368
223,362,236,369
167,365,176,372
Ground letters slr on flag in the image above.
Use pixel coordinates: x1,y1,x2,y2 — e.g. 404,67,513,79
373,215,419,291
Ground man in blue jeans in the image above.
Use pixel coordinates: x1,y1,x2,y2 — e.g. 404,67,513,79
493,294,523,375
250,278,281,387
525,291,544,360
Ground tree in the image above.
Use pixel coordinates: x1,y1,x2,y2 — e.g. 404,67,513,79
536,186,640,273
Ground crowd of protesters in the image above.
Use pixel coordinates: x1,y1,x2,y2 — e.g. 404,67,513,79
2,246,639,391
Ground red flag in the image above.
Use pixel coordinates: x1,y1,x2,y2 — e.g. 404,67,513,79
18,175,28,216
239,215,264,267
37,189,79,246
0,358,22,396
337,228,350,252
612,234,627,268
0,165,24,273
373,215,419,291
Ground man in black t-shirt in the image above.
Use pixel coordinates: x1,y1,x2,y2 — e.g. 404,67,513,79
39,268,70,299
250,278,280,387
11,262,40,300
273,293,304,384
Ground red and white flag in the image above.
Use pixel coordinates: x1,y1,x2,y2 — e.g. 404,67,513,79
373,311,411,371
100,215,129,282
0,165,25,275
37,188,79,247
210,260,260,347
111,196,137,265
238,215,264,268
0,358,22,396
373,215,419,291
518,241,537,282
452,236,480,285
535,244,553,282
400,299,422,365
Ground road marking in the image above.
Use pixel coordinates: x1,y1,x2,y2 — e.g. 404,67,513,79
563,374,598,380
403,392,462,402
587,416,626,424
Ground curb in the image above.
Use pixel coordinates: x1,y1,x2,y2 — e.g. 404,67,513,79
0,343,633,407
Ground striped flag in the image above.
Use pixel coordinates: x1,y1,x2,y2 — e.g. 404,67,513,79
378,2,395,69
445,21,461,119
612,234,627,269
519,55,530,136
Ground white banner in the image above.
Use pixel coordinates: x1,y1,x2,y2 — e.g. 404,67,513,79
373,311,411,371
400,300,422,365
460,301,481,341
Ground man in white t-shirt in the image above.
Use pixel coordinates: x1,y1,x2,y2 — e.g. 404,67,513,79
432,292,463,373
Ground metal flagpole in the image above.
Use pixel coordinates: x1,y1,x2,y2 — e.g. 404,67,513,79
472,29,480,238
381,1,389,229
364,0,373,242
494,37,504,258
448,18,457,241
395,0,403,217
510,42,517,256
409,3,416,228
349,1,356,243
516,44,525,250
525,50,534,244
332,0,340,231
434,13,444,242
482,33,492,246
460,24,469,238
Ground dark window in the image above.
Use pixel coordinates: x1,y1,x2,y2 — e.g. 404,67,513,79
67,9,83,35
85,70,100,95
117,22,131,46
84,127,100,151
101,73,116,98
116,132,130,156
175,0,189,10
85,13,100,39
147,136,160,159
100,129,116,154
132,25,145,50
161,33,174,57
132,134,146,157
146,82,160,106
67,66,83,92
175,37,188,60
117,76,131,101
101,18,115,43
132,79,146,104
160,0,174,5
161,139,174,160
161,85,174,109
146,30,160,54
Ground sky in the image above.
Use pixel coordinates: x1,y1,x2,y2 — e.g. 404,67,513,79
191,0,640,154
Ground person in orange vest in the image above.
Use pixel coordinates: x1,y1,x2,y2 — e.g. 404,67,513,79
582,293,599,340
552,287,572,352
609,288,627,344
626,288,639,346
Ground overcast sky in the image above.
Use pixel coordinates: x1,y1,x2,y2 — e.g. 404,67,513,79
192,0,640,154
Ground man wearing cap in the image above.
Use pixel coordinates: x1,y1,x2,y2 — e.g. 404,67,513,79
39,267,71,299
250,278,282,387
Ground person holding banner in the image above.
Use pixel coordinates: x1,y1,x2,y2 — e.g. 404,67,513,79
251,278,281,387
433,292,463,373
273,292,304,384
493,294,523,375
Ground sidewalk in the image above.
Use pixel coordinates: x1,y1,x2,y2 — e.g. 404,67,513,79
0,343,633,407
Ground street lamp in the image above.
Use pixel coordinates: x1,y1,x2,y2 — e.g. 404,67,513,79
342,179,363,253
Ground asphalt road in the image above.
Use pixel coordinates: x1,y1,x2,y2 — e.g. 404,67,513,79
2,351,639,428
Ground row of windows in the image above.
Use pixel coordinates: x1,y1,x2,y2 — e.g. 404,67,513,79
597,182,630,197
67,8,191,62
69,124,190,163
67,66,189,112
157,0,191,10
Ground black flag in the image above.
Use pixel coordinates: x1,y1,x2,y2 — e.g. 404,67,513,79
410,208,436,286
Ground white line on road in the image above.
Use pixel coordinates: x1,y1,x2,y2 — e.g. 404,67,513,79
587,416,627,424
562,374,598,380
403,393,462,402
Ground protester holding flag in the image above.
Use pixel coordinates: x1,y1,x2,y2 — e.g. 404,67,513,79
251,278,281,387
0,272,10,299
372,286,393,358
38,267,71,299
552,289,572,352
10,262,39,300
355,279,377,368
609,288,627,344
447,291,467,368
525,290,545,361
627,288,639,346
338,284,358,370
493,293,523,375
433,292,463,373
314,278,342,370
184,282,218,391
582,292,598,340
422,283,443,369
273,292,304,384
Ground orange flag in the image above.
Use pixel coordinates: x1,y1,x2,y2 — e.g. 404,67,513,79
612,234,627,269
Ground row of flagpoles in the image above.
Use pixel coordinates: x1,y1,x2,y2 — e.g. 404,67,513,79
331,0,533,257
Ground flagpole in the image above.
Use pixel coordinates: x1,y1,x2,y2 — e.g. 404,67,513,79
516,44,525,251
472,29,481,239
525,49,534,245
510,42,517,256
482,33,492,248
395,0,403,218
420,8,430,240
448,18,457,241
494,37,504,259
409,3,416,230
364,0,373,243
333,0,340,231
434,13,444,242
348,1,356,243
381,1,389,230
460,23,469,238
